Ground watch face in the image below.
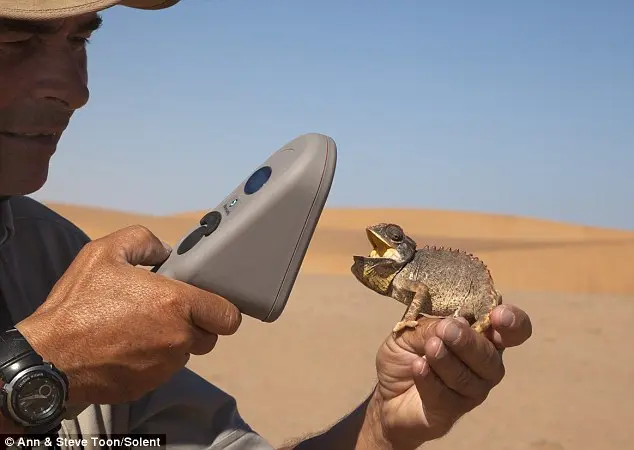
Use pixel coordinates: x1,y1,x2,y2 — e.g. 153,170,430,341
13,371,63,423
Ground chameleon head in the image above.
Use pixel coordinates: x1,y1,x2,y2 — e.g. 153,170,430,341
350,223,417,294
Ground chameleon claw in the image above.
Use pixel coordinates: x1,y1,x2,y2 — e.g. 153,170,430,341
392,320,419,335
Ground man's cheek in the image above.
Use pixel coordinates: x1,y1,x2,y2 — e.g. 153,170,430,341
0,65,28,108
78,50,89,85
0,72,14,108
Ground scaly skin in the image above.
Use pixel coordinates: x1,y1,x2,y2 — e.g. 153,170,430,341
351,223,502,337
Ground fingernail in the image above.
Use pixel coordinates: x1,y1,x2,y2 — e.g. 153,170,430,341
441,321,461,344
418,358,429,376
500,307,515,327
434,341,447,359
161,240,173,252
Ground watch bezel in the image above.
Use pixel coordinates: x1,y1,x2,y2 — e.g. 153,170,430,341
2,364,67,427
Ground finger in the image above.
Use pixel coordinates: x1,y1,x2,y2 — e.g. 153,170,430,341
188,328,219,356
412,356,471,419
436,318,505,384
423,336,493,401
186,287,242,336
488,305,532,349
396,318,442,354
96,225,172,266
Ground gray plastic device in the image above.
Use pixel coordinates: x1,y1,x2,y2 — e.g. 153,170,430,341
152,133,337,322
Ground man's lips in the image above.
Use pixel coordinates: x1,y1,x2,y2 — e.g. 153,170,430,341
0,131,61,145
0,130,61,136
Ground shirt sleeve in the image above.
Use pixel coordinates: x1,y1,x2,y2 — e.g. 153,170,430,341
126,367,275,449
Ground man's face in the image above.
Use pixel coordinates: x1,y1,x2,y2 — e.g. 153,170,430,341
0,13,101,196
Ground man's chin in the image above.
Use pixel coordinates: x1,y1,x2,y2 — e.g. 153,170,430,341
0,139,56,195
23,175,49,195
0,163,51,196
0,176,49,196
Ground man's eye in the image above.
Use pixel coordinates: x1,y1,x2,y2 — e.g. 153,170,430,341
0,38,31,46
70,36,91,46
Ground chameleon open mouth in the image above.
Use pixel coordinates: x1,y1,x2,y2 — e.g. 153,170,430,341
366,229,399,259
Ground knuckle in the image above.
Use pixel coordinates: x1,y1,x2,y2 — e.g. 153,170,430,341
162,290,179,307
454,366,472,388
79,238,110,262
161,289,185,313
480,340,499,366
127,224,156,243
82,237,104,253
475,341,505,383
169,328,194,350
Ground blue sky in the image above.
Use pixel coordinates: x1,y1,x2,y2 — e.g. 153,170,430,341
32,0,634,229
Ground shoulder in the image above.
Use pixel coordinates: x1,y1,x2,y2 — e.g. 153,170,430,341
0,197,92,318
9,196,90,243
3,196,91,276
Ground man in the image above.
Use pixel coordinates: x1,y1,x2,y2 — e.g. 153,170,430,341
0,0,532,449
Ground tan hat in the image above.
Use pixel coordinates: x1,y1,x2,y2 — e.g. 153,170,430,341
0,0,180,20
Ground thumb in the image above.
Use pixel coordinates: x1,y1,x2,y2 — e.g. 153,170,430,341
100,225,172,267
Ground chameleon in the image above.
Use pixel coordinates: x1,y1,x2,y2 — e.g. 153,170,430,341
350,222,502,337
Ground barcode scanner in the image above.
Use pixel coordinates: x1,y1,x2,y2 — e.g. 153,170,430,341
152,133,337,322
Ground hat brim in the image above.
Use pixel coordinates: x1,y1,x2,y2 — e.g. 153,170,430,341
0,0,180,20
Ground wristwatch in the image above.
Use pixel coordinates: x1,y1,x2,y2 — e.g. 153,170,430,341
0,328,69,434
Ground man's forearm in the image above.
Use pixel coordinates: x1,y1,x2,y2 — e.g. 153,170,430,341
279,388,388,450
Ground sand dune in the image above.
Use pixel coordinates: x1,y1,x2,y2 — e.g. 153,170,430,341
46,202,634,295
39,201,633,449
175,207,634,241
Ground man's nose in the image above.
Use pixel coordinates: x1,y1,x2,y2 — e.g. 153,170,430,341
29,49,90,110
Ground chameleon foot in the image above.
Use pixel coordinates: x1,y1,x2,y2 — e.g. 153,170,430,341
392,320,420,335
471,314,491,333
392,280,432,337
471,291,503,333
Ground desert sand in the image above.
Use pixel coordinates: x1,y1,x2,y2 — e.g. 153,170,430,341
45,202,634,449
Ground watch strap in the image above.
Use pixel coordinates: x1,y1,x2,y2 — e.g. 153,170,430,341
0,328,43,381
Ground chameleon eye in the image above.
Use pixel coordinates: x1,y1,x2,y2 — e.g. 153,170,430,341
387,225,403,242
